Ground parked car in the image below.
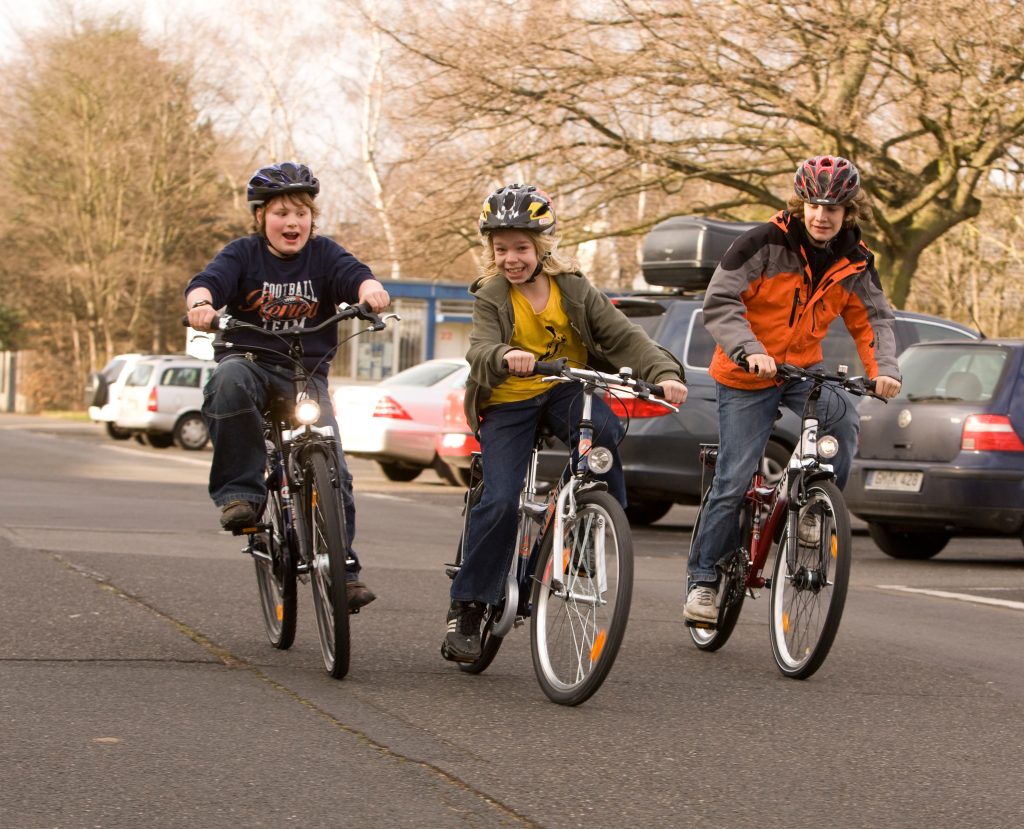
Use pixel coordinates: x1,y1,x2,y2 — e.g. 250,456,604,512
436,296,980,524
115,355,215,450
87,353,147,440
333,358,470,484
845,339,1024,558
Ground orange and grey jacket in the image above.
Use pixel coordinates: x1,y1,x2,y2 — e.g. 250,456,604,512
704,211,900,390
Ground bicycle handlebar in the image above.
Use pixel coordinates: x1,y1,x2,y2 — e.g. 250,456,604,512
181,302,398,334
503,357,676,410
736,355,885,401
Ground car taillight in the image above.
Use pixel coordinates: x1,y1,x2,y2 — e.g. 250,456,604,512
961,414,1024,452
442,389,470,432
606,394,672,419
372,395,411,420
147,387,158,412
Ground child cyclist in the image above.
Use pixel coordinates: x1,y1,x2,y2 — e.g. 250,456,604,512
442,183,689,663
185,161,390,611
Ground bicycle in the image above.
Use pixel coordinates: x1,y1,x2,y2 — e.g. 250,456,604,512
686,360,885,679
444,359,676,705
187,302,398,679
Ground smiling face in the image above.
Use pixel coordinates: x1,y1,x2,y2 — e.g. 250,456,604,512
257,194,313,257
490,229,540,284
802,202,846,247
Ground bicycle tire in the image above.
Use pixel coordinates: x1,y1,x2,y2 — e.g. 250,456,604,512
530,489,633,706
687,488,748,651
452,516,505,674
303,450,351,679
253,488,297,650
769,478,851,679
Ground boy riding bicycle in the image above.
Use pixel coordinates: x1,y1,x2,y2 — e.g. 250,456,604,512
184,162,390,611
442,183,688,663
684,155,902,624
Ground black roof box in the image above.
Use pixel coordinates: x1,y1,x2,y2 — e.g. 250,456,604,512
641,216,760,289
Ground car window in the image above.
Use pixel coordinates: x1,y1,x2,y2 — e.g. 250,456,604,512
102,358,127,382
683,311,716,370
895,318,977,347
161,366,203,387
898,345,1008,402
821,323,864,374
380,361,464,387
125,364,155,386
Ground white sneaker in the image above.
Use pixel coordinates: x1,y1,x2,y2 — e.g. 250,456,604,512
684,585,718,623
798,513,821,546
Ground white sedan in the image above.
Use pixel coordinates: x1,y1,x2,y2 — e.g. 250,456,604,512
333,358,469,484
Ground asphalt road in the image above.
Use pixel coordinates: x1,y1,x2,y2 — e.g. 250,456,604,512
2,414,1022,828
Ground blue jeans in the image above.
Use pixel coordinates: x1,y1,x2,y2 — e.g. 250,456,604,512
451,382,626,605
687,366,859,586
202,357,362,576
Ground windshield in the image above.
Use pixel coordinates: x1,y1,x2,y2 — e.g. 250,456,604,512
897,344,1009,402
380,361,466,387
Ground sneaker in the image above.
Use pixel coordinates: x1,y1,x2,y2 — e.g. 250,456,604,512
798,512,821,546
441,600,485,663
346,580,376,612
683,584,718,623
220,500,258,532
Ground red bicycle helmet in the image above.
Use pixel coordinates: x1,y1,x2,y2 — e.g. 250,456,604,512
479,184,556,235
793,156,860,205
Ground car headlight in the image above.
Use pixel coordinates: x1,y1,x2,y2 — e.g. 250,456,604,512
295,398,321,425
587,446,614,474
817,435,839,459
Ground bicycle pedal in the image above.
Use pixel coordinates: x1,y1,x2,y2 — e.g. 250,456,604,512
444,566,460,580
684,618,717,630
231,522,270,537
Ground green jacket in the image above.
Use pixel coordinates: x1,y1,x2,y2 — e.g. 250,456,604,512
464,271,684,435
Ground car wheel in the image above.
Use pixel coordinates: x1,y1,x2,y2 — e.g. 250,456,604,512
174,413,209,451
624,498,673,526
760,439,791,486
105,422,133,440
432,456,463,487
867,522,950,559
378,461,423,482
145,433,175,449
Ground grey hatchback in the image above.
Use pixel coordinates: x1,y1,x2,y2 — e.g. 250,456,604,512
845,339,1024,558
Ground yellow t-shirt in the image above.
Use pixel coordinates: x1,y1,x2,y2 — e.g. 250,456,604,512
486,279,588,408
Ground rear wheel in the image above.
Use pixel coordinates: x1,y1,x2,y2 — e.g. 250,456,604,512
867,522,949,560
174,413,209,451
769,479,851,679
105,422,132,440
145,433,174,449
378,461,422,482
688,488,747,652
531,490,633,706
624,497,673,526
253,489,297,649
303,450,351,679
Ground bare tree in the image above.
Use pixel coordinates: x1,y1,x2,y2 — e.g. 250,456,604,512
0,18,239,406
372,0,1024,303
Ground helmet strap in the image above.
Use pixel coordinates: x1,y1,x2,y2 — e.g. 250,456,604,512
524,252,550,284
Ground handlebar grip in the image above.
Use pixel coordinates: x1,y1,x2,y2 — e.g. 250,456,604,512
532,360,565,377
181,313,224,330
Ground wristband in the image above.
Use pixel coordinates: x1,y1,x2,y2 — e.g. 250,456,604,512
190,299,213,310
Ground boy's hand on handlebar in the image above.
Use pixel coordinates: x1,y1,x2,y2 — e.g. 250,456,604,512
186,305,219,332
503,349,536,376
658,378,688,405
872,375,901,398
357,280,391,313
743,353,777,378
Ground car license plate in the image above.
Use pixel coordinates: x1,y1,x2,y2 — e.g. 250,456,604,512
865,470,923,492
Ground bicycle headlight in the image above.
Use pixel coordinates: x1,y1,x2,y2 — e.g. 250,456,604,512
818,435,839,459
587,446,614,474
295,398,321,425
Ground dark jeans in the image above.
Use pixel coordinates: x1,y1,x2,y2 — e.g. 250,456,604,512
450,382,626,605
687,365,859,586
202,357,361,576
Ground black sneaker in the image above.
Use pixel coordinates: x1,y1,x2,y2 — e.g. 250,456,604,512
441,600,484,663
220,500,258,532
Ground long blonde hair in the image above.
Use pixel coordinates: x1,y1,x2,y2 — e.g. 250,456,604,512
479,230,579,282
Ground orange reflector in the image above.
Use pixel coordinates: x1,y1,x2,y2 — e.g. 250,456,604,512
275,603,284,622
782,612,790,633
590,629,607,662
562,548,570,573
830,534,837,558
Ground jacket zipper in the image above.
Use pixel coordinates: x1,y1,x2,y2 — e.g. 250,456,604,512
788,288,800,327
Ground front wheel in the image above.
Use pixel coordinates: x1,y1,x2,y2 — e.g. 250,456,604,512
530,489,633,706
253,489,297,649
302,450,351,679
769,479,851,679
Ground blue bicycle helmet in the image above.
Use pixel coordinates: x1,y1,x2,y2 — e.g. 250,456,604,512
247,162,320,212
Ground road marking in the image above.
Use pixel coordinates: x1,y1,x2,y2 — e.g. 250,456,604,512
878,584,1024,611
360,492,412,502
